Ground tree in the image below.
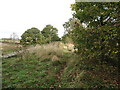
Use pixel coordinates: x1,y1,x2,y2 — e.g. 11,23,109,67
41,25,60,43
69,2,119,65
62,18,78,44
63,19,71,35
21,27,44,45
71,2,119,28
62,33,73,44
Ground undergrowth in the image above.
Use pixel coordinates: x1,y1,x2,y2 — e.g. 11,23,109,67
2,43,119,88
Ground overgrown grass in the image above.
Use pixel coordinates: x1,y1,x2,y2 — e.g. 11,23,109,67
2,42,119,88
59,54,119,88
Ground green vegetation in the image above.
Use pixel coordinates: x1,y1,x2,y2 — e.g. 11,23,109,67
20,27,44,45
62,2,119,66
2,2,119,89
2,42,118,88
41,25,60,43
20,25,60,45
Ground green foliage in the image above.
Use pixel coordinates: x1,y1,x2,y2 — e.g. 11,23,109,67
71,2,120,27
62,18,75,44
69,2,119,66
41,25,60,43
62,34,73,44
63,19,72,32
21,27,44,45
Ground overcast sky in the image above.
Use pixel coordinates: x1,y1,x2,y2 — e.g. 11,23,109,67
0,0,75,39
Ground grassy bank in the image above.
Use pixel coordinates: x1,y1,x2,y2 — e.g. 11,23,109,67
2,42,119,88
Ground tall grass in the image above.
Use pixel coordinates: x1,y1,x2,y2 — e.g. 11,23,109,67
27,42,64,60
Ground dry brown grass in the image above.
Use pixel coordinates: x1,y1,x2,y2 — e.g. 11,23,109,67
20,42,76,62
27,42,65,61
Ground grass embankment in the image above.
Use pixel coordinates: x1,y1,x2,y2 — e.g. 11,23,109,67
2,42,119,88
